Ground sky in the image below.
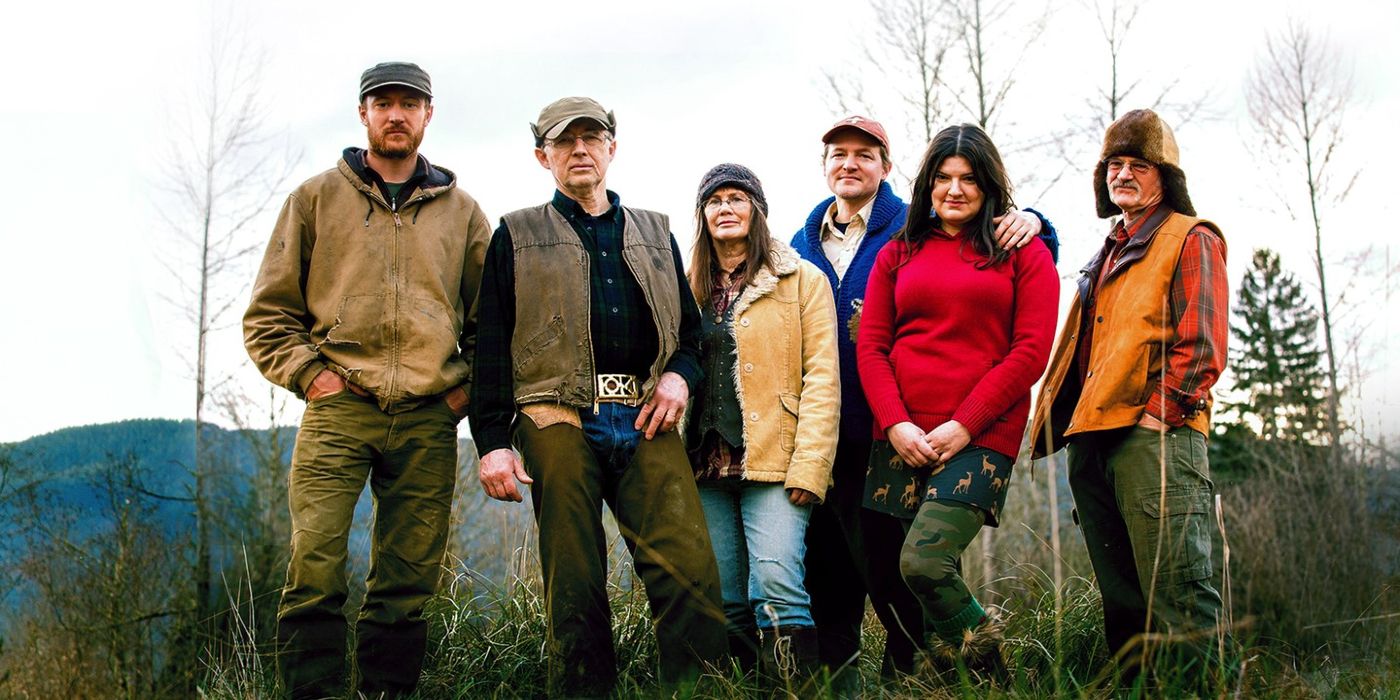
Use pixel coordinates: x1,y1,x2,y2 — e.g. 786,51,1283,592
2,0,1397,446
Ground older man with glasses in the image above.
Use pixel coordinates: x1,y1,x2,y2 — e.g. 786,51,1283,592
469,96,726,697
1031,108,1227,684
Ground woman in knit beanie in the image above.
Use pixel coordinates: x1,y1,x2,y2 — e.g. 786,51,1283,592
684,163,840,685
855,124,1059,679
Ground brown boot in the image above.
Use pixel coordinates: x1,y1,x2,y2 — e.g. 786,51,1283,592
759,625,820,690
927,607,1007,683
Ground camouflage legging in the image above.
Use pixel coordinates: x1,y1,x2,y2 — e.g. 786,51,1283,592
898,500,988,641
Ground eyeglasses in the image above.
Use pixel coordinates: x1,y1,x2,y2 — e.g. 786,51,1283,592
545,131,610,149
1105,158,1155,176
703,194,752,212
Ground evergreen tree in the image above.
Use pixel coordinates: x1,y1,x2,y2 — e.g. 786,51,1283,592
1228,248,1327,442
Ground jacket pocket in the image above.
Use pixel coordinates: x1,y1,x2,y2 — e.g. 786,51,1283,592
1093,344,1149,410
398,295,462,392
325,295,387,350
779,392,800,452
1138,341,1162,405
1134,486,1214,585
513,314,565,379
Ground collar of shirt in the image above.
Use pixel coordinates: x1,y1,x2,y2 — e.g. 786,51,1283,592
712,259,748,283
1110,203,1161,245
551,188,623,225
821,195,875,241
710,260,748,316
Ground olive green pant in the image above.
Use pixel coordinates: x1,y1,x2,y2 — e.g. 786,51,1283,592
277,391,458,699
515,414,727,697
1068,426,1223,667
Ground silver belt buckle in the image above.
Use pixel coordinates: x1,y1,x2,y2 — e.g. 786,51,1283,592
595,373,640,409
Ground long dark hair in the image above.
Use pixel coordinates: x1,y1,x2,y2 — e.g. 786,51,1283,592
688,197,775,305
896,123,1015,268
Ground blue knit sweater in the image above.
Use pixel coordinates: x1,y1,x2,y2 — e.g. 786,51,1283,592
791,181,1061,440
791,181,908,439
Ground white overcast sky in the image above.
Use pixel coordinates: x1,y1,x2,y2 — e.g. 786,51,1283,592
2,0,1397,444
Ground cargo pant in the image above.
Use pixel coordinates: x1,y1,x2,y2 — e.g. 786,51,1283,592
515,403,727,697
277,391,458,700
1068,425,1223,669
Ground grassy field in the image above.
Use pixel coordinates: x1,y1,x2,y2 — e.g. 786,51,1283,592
198,561,1397,698
197,450,1400,698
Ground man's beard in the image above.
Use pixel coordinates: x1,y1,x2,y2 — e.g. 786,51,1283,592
368,126,423,160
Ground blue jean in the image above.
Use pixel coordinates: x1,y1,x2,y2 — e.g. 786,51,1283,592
580,402,644,482
697,479,815,633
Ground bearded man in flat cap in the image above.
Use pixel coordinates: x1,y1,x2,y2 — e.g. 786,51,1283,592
1031,108,1227,679
469,96,725,696
244,62,490,698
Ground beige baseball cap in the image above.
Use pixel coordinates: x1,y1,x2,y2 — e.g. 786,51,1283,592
530,96,616,143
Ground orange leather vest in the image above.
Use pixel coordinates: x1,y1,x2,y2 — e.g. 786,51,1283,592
1031,212,1223,457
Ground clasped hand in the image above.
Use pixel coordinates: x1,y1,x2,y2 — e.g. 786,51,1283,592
886,420,971,468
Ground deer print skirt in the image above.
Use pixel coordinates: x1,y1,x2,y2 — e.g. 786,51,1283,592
862,441,1014,527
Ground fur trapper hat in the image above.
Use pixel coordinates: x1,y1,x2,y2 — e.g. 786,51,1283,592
1094,109,1195,218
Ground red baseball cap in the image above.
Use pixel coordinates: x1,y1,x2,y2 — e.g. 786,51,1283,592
822,115,889,150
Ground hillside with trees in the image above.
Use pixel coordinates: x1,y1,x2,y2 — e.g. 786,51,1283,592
2,1,1398,697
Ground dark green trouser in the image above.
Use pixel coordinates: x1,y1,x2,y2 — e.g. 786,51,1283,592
515,416,727,697
1068,426,1223,667
278,391,458,700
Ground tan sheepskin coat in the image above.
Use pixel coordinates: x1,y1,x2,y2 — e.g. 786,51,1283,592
727,241,840,500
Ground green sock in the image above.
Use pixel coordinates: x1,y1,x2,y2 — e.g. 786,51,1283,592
931,597,987,641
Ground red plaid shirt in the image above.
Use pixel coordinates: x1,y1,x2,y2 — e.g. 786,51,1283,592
1079,206,1228,428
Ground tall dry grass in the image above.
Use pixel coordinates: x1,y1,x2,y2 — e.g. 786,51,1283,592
14,438,1395,697
1217,441,1399,688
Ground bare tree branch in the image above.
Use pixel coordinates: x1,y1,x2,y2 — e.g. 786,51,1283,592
1245,19,1358,450
156,11,300,685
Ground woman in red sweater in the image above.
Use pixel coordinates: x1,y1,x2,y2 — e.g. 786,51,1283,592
856,123,1058,675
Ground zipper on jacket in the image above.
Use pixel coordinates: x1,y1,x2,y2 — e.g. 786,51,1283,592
388,205,402,402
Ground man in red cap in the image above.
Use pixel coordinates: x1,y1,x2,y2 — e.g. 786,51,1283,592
791,115,1056,689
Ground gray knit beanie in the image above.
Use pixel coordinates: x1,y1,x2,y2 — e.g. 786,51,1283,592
696,163,768,216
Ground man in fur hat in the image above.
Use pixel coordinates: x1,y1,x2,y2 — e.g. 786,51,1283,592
1029,109,1227,676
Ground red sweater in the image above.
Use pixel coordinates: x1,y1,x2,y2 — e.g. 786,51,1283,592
856,234,1059,457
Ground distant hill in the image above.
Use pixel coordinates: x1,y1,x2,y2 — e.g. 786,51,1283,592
13,418,220,475
1,418,544,597
3,418,294,520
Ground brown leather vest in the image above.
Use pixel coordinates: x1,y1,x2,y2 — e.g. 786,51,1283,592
502,202,680,407
1031,212,1223,457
